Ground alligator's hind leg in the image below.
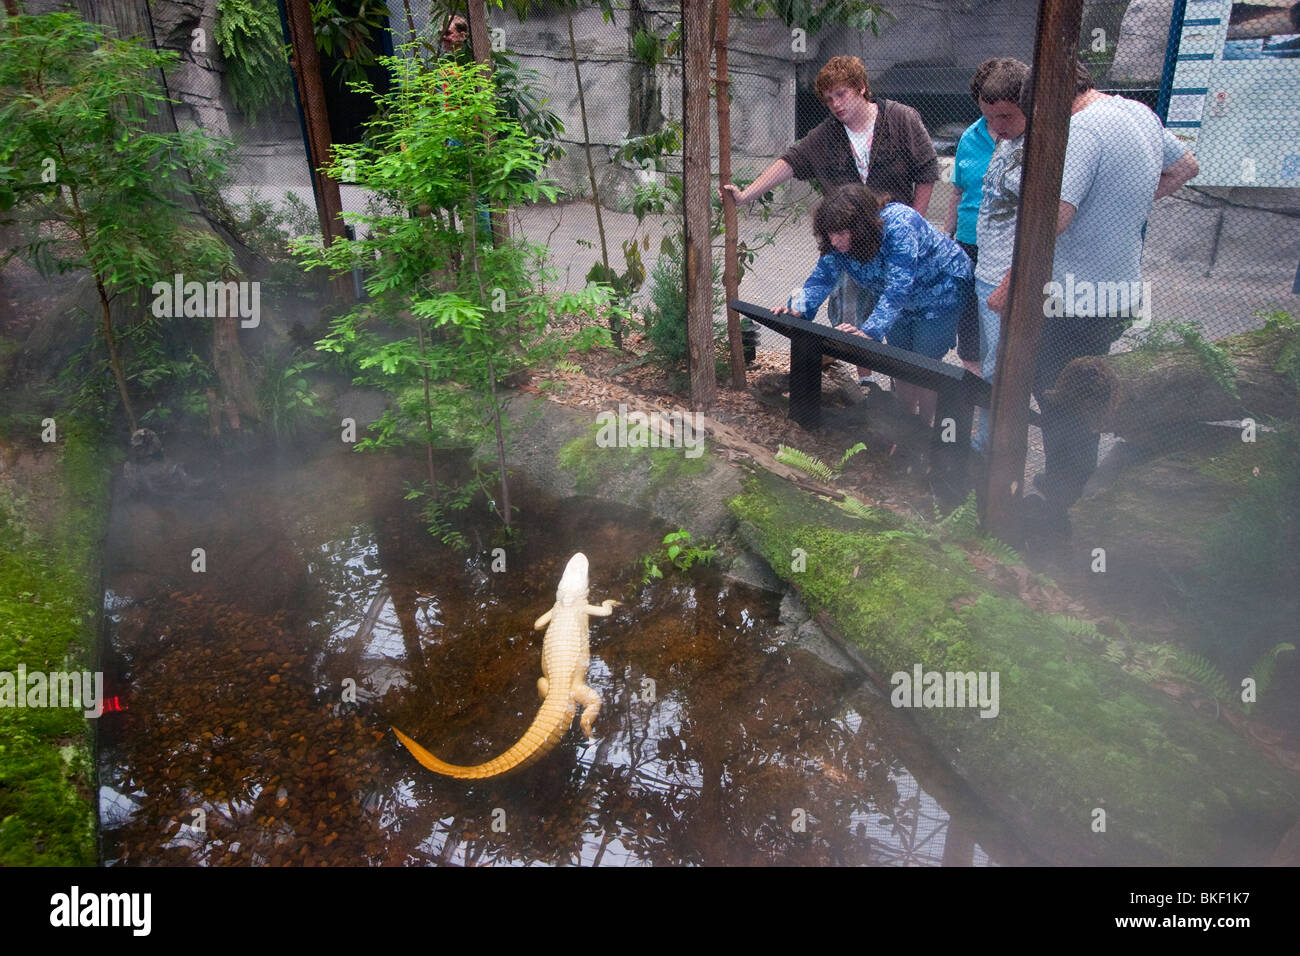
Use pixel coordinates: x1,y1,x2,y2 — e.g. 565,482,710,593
574,684,601,739
537,677,549,699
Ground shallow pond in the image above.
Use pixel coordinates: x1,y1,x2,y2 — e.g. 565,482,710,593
97,439,1032,865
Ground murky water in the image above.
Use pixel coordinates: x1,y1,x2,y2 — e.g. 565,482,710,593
97,439,1030,865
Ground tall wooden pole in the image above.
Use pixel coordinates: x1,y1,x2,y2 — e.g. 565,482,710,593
715,0,744,388
682,0,716,411
982,0,1084,541
283,0,352,301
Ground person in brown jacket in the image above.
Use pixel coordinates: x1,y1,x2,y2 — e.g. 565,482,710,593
721,55,939,357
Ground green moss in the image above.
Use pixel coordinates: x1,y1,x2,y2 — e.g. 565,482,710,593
0,424,109,866
559,423,710,496
729,469,1300,865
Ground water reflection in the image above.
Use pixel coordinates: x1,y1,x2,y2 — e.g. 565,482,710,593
98,443,1026,865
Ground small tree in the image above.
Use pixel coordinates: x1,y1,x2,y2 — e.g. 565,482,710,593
299,53,610,534
0,12,232,432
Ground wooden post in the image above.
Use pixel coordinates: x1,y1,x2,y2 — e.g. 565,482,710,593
283,0,352,301
982,0,1083,542
715,0,744,389
682,0,716,411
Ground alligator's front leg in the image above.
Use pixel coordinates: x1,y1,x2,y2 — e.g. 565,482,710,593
585,599,620,617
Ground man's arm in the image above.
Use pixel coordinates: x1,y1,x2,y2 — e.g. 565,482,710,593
1155,150,1198,200
943,193,957,236
987,201,1075,315
912,181,934,217
721,158,795,204
1057,199,1075,235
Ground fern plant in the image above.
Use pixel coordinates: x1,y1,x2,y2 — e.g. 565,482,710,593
641,529,717,583
776,444,833,482
1132,320,1239,398
1243,642,1295,714
777,441,866,484
215,0,294,123
1174,649,1234,704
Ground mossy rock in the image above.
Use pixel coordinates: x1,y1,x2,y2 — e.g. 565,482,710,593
1073,428,1289,587
728,468,1300,865
0,428,109,865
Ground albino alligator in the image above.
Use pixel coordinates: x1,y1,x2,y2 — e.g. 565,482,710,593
391,552,618,779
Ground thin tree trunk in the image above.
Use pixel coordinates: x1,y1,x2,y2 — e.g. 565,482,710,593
681,0,716,411
284,0,353,303
487,358,511,528
62,173,137,433
567,11,621,350
95,277,138,434
465,139,511,529
714,0,743,388
415,321,439,496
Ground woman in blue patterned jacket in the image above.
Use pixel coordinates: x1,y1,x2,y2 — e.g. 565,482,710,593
776,184,973,426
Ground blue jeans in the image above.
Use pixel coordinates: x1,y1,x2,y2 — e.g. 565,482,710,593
973,277,1001,452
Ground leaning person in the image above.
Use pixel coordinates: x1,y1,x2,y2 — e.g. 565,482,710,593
721,55,939,341
774,185,973,427
944,58,1026,377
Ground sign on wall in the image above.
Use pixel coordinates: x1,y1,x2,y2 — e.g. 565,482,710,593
1158,0,1300,186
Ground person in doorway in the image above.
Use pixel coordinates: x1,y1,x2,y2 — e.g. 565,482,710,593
774,185,973,427
720,56,939,352
440,13,469,56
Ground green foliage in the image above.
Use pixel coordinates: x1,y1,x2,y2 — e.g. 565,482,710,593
1049,614,1101,640
837,441,867,470
936,490,981,539
1260,309,1300,389
490,52,567,164
215,0,293,122
297,53,610,529
776,444,833,483
0,427,107,865
642,529,717,583
1174,649,1234,704
777,441,867,484
743,0,893,34
311,0,389,83
935,490,1023,564
0,12,234,425
1244,643,1295,714
1201,425,1300,595
256,349,327,440
1132,320,1239,399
